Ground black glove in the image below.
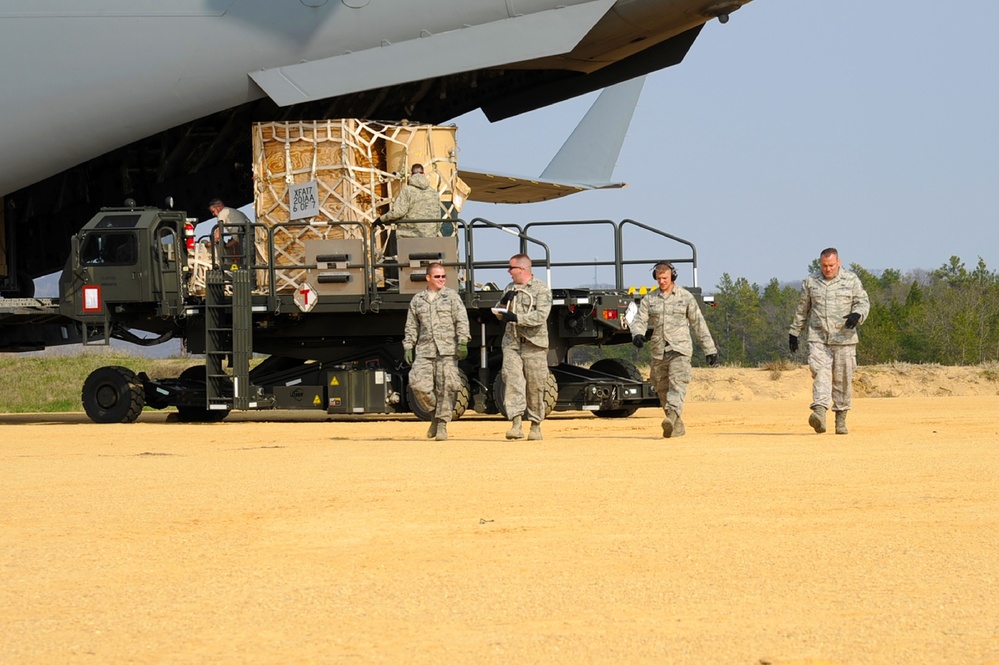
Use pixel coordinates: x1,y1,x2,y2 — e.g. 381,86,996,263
501,310,518,323
788,334,799,353
706,353,719,367
632,335,645,349
843,312,861,329
498,291,515,306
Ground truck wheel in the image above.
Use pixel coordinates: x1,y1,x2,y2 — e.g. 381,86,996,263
454,372,470,420
407,371,470,421
175,365,229,423
589,358,643,418
82,366,145,424
492,371,558,420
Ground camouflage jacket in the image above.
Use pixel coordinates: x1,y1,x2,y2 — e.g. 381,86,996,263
500,276,553,349
630,285,716,359
789,270,870,345
403,286,470,358
379,173,441,238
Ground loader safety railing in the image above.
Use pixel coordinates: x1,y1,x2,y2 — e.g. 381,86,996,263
199,216,699,309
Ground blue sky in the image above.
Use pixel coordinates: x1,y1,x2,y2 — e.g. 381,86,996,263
454,0,999,292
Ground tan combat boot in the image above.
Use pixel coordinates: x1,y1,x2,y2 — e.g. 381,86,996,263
661,408,676,438
834,411,848,435
506,415,525,440
528,422,543,441
427,418,439,439
672,416,686,438
435,421,449,441
809,406,827,434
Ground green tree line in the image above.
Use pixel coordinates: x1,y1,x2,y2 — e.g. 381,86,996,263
571,256,999,367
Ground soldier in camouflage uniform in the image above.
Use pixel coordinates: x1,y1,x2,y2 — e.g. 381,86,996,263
630,261,718,438
403,263,470,441
376,163,442,238
788,247,870,435
495,254,553,441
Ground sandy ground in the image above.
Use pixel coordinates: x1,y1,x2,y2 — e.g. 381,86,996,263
2,366,998,664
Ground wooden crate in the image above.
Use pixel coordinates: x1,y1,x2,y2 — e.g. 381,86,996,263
251,119,466,293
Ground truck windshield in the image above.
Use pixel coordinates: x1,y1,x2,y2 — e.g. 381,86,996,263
80,232,138,266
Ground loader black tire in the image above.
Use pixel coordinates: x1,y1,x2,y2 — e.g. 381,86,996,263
407,370,470,421
82,365,145,424
491,371,558,420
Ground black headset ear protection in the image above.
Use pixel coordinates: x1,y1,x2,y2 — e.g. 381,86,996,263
652,261,678,282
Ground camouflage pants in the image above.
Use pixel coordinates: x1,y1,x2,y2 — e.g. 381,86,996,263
650,350,692,416
502,339,549,424
808,342,856,412
410,355,460,422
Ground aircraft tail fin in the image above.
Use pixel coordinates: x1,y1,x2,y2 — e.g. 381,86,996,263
540,76,645,186
460,76,645,204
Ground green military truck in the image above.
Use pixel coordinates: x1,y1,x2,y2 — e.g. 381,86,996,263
0,205,703,423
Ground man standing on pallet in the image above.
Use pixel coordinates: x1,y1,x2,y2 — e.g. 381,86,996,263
403,262,470,441
376,163,442,238
788,247,870,435
630,261,719,439
494,254,553,441
375,164,443,287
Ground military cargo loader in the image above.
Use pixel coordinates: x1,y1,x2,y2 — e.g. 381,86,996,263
0,205,704,423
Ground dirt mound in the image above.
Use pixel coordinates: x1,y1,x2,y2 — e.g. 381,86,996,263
687,363,999,402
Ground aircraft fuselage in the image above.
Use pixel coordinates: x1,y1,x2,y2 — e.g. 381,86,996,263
0,0,752,289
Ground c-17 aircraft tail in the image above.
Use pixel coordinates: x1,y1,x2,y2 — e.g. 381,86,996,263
460,76,645,204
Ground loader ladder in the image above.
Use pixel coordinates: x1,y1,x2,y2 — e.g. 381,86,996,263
204,268,253,411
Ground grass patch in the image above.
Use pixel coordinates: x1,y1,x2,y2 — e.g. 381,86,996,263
980,362,999,382
0,349,193,413
759,357,798,380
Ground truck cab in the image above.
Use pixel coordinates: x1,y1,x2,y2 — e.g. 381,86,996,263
59,207,190,324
